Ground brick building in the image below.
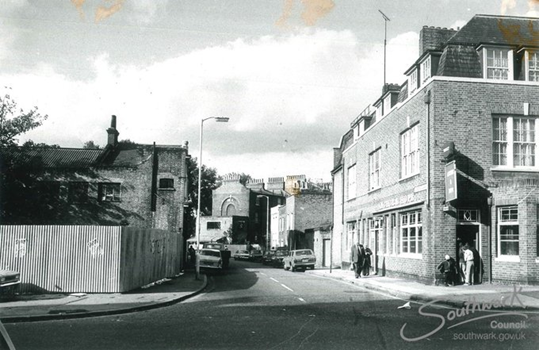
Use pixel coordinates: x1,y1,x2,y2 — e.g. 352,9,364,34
332,14,539,284
1,115,190,236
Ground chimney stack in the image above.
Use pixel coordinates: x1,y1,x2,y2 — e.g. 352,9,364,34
419,26,456,55
107,115,119,147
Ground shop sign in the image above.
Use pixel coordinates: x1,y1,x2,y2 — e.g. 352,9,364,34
445,160,457,202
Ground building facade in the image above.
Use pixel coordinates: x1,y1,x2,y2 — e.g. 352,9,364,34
333,14,539,284
1,115,190,236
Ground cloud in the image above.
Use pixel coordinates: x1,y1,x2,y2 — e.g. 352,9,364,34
3,28,418,181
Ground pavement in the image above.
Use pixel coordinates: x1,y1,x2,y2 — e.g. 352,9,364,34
1,267,539,323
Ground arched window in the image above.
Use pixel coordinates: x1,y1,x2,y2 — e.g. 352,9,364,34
226,204,237,216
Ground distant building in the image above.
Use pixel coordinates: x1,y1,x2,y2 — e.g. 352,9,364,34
333,14,539,284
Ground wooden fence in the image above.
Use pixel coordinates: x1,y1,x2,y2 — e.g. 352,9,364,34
0,225,182,293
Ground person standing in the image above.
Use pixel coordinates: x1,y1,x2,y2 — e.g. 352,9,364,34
457,242,466,284
464,244,475,285
350,243,364,278
363,247,372,276
188,245,196,267
471,245,483,284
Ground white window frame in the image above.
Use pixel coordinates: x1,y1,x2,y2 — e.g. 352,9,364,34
347,221,357,249
420,56,431,83
482,47,513,80
492,115,538,169
369,148,381,191
497,206,519,257
400,211,422,255
347,164,357,200
525,50,539,82
99,182,121,202
409,69,418,93
383,95,392,116
401,124,420,179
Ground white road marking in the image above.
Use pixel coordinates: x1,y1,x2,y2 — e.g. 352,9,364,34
260,272,267,276
281,284,294,292
270,277,279,283
298,297,306,303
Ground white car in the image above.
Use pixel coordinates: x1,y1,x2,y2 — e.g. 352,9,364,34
283,249,316,271
198,249,223,270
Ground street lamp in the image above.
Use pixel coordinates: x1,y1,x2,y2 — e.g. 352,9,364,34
257,195,270,252
196,116,229,280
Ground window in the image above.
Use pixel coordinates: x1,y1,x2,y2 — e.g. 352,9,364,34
370,218,383,253
527,51,539,82
383,96,392,116
68,182,89,203
420,56,431,83
492,116,537,168
347,221,356,249
498,207,519,256
483,48,512,80
400,211,422,254
369,149,381,190
207,221,221,230
159,178,174,189
409,69,418,93
98,183,121,202
347,164,357,199
401,124,419,178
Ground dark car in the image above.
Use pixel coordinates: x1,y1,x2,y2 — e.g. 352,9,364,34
263,249,288,267
249,249,263,262
0,270,21,296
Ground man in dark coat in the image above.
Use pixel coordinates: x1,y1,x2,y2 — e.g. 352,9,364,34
363,247,372,276
471,246,483,284
350,243,365,278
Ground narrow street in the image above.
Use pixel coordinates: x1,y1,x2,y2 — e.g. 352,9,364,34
4,261,538,349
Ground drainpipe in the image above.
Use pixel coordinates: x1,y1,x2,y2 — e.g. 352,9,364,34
424,90,431,209
487,196,493,284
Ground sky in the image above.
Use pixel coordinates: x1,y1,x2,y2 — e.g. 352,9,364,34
1,0,538,182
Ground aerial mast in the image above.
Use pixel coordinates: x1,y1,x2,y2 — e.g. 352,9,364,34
378,10,391,86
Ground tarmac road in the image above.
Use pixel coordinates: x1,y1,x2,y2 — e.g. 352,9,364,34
3,261,539,349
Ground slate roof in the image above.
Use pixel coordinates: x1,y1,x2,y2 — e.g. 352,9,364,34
2,144,157,169
2,148,105,168
448,14,539,47
437,44,483,78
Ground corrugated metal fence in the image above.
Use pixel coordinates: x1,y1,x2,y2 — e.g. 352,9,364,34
0,226,181,293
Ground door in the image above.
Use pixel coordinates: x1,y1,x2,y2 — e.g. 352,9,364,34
322,239,331,267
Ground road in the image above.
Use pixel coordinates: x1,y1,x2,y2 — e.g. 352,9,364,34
4,261,539,349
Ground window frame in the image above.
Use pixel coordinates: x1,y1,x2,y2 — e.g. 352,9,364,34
497,206,519,257
492,115,538,170
525,50,539,82
369,148,381,191
400,211,422,255
206,221,221,230
98,182,121,202
482,46,514,80
409,69,418,93
419,56,431,83
401,124,420,179
159,178,174,189
347,164,357,200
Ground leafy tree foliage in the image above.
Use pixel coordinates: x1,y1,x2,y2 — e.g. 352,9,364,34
83,140,100,149
183,157,222,240
0,89,48,147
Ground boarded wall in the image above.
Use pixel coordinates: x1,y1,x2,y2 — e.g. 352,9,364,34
0,225,181,293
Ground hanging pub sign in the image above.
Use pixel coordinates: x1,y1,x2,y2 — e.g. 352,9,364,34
445,160,457,202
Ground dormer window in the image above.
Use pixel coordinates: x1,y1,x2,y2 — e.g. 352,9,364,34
525,50,539,82
383,95,392,115
481,46,513,80
409,69,418,93
419,56,431,83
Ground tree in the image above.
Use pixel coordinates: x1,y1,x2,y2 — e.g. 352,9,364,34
183,157,221,240
83,140,100,149
222,172,252,186
0,89,48,147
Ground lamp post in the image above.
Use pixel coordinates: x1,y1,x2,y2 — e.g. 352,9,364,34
257,195,270,252
196,116,229,280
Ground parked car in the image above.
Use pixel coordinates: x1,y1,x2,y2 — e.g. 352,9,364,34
0,270,21,295
249,249,263,262
263,249,288,267
234,250,251,261
283,249,316,271
198,249,223,270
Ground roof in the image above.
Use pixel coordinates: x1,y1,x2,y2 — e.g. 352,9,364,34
448,14,539,48
437,44,483,78
2,148,105,168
